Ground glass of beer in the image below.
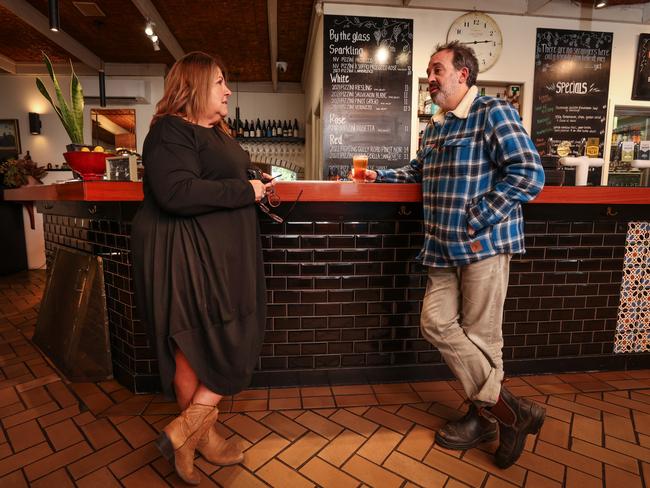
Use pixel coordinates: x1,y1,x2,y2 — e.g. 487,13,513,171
352,154,368,181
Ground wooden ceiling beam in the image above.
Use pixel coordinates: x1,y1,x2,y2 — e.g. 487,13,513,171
129,0,184,60
268,0,278,92
0,53,17,74
0,0,102,71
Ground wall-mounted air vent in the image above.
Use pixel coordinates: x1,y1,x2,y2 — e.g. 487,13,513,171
72,2,106,17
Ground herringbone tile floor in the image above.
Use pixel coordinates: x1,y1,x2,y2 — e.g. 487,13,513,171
0,271,649,487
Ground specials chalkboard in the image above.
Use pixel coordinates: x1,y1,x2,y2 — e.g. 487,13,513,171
531,28,612,157
323,15,413,179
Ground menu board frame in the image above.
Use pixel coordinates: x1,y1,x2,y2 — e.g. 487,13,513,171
322,15,413,180
632,33,650,101
530,28,613,157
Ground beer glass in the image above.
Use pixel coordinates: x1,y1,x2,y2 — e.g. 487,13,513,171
352,154,368,181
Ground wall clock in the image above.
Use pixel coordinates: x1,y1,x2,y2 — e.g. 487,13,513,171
447,12,503,73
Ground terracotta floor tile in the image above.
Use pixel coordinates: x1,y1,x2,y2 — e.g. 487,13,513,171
571,381,615,392
397,425,435,460
81,418,122,449
261,411,307,441
80,391,114,415
14,374,60,393
225,414,271,443
101,394,154,416
278,431,328,468
604,464,644,488
0,441,51,477
108,441,161,479
37,404,80,428
331,385,374,396
409,380,453,392
2,401,58,429
384,451,448,487
242,432,289,471
122,465,171,487
541,402,573,423
417,388,465,404
524,471,562,488
269,397,302,410
211,465,267,488
18,386,51,408
633,411,650,436
76,466,123,488
536,383,580,395
371,383,414,394
516,450,565,482
358,427,403,464
605,435,650,462
376,392,422,405
295,411,343,440
572,438,640,475
24,440,92,481
256,458,315,488
98,379,124,394
142,401,180,415
343,454,404,488
345,406,369,416
7,418,45,451
423,442,486,486
603,412,636,442
575,394,630,418
44,418,83,451
462,447,527,486
589,371,632,381
535,440,601,478
231,399,269,412
318,429,365,467
300,386,332,397
329,408,378,437
302,396,335,409
299,456,359,488
604,379,649,390
28,468,74,488
233,389,268,401
604,392,650,414
68,439,132,479
572,415,603,445
335,394,378,408
0,469,28,488
116,415,158,449
506,385,543,397
362,406,413,434
269,387,301,399
547,397,600,420
396,404,446,430
538,416,570,448
246,410,271,421
45,381,77,408
0,387,19,408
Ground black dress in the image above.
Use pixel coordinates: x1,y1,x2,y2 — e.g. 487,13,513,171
131,115,266,398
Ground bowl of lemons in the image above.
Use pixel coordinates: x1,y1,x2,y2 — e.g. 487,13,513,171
63,145,114,180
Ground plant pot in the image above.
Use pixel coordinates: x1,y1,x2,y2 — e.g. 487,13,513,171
63,151,111,180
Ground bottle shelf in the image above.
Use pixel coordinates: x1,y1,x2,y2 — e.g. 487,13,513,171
236,137,305,143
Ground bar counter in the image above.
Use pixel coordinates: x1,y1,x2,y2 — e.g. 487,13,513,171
5,182,650,392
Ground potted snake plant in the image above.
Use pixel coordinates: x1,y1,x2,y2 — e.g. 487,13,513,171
35,52,85,151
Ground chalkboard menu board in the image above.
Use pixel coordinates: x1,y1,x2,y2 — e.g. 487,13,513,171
323,15,413,179
531,28,612,156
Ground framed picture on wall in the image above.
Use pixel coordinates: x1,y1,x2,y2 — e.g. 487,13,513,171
632,34,650,100
0,119,21,161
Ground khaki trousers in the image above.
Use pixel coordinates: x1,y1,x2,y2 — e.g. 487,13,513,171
420,254,511,405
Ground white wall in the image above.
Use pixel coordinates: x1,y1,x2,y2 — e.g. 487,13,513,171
229,91,305,129
321,2,650,172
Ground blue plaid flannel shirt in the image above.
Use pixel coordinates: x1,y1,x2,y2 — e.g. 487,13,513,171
376,90,544,268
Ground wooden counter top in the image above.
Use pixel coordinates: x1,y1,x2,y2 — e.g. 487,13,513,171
4,181,650,204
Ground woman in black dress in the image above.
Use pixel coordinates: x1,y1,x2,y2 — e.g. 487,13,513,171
131,51,273,484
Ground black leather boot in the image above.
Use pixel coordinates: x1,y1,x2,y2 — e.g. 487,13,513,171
484,387,546,469
434,403,498,450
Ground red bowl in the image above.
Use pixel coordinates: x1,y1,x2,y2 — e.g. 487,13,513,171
63,151,112,180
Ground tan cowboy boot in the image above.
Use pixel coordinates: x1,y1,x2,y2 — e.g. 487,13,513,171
156,403,219,485
196,412,244,465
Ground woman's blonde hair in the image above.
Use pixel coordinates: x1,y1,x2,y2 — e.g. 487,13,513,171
151,51,227,127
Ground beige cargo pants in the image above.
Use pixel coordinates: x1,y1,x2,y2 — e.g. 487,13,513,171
420,254,511,405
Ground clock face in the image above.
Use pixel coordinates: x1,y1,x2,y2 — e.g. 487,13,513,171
447,12,503,73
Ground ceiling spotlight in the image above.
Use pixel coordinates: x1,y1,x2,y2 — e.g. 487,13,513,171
48,0,60,32
145,21,155,36
150,35,158,43
153,40,160,52
594,0,607,8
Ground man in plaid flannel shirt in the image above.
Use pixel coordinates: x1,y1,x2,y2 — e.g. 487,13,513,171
364,41,546,469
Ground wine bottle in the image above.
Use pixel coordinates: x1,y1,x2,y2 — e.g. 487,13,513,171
261,120,267,138
237,117,244,137
293,119,299,138
266,120,273,137
244,119,250,138
282,120,289,137
255,118,262,138
271,120,277,137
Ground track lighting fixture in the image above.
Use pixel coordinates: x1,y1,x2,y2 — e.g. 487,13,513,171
145,20,155,36
48,0,60,31
594,0,607,8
